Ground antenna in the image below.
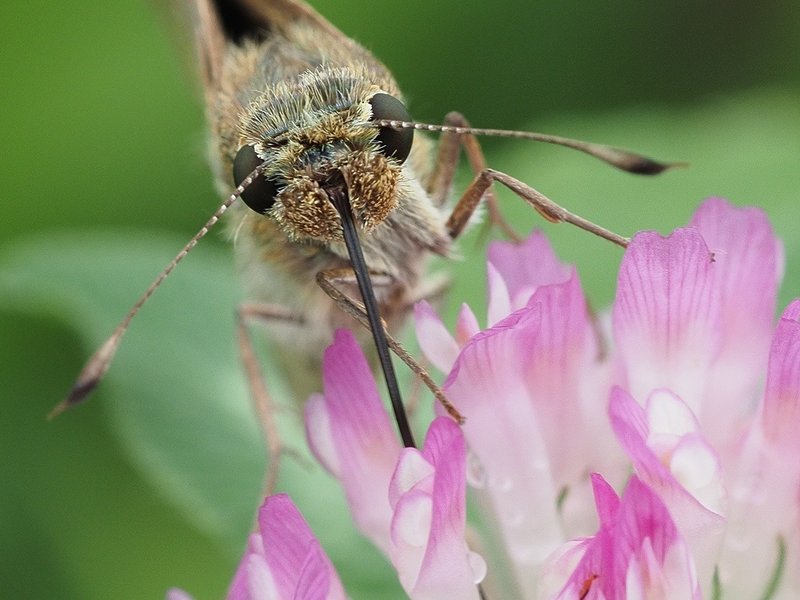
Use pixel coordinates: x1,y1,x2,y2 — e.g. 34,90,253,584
49,164,266,419
372,119,684,175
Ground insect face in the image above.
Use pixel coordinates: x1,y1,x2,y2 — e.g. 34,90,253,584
232,67,414,243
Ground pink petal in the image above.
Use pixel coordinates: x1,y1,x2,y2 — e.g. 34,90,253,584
444,305,563,596
537,538,594,600
389,448,435,507
421,417,468,545
227,535,274,600
455,303,481,346
293,543,343,600
414,300,460,374
444,261,614,589
689,199,783,348
761,300,800,452
413,302,480,380
259,495,345,600
226,495,345,600
304,329,402,555
591,473,621,528
689,198,784,447
612,478,700,600
613,228,721,414
520,269,604,486
389,418,483,599
391,488,434,587
487,230,572,309
550,477,616,600
609,387,724,520
165,590,195,600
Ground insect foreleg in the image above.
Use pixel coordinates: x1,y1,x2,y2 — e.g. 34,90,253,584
446,168,630,247
427,112,521,241
315,268,464,425
236,302,305,494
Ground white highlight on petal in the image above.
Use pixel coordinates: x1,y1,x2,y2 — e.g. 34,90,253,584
304,393,341,477
390,448,434,505
642,390,725,515
468,551,488,584
245,553,276,600
670,438,725,515
646,389,698,438
393,491,433,550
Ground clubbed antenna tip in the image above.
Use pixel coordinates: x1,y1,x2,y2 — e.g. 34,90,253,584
50,164,263,419
372,119,686,176
48,332,122,419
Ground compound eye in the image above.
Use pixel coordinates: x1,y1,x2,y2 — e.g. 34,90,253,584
369,93,413,163
232,145,280,214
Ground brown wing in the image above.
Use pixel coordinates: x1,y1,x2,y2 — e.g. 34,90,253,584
189,0,347,93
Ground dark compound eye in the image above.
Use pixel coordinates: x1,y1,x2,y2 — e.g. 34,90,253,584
232,145,280,214
369,93,413,163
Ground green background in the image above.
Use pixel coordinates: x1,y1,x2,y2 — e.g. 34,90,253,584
1,1,798,598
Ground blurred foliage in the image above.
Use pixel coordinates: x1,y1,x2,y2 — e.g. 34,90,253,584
1,0,798,598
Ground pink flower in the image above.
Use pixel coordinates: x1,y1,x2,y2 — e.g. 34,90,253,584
715,299,800,596
389,417,485,599
305,329,402,555
172,197,797,599
305,330,485,598
608,386,725,578
613,200,783,452
169,494,345,600
416,233,620,597
547,474,700,600
415,197,795,597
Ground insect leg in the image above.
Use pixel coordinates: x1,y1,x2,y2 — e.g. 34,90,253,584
445,168,630,247
315,268,464,424
236,302,305,494
427,112,521,241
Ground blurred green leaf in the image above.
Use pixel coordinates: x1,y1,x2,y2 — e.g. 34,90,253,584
0,233,262,540
0,231,400,597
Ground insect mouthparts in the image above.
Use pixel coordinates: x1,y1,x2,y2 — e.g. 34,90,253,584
321,171,347,196
325,183,416,449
